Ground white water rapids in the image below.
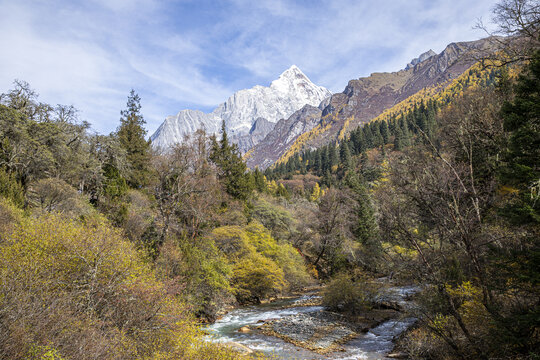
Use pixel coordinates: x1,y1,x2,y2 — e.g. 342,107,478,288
205,286,418,359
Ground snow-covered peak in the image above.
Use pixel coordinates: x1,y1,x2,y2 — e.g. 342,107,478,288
151,65,331,152
271,65,310,92
276,64,305,80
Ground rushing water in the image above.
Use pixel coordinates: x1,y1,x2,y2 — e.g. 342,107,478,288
205,287,418,359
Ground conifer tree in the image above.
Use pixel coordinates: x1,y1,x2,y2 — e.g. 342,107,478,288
344,172,380,268
393,127,403,151
379,120,390,144
253,167,267,193
276,183,290,200
328,142,339,171
500,51,540,224
117,90,151,188
210,120,253,200
340,143,353,172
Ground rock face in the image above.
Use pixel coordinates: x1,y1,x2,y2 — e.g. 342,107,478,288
230,118,275,155
150,65,331,152
246,104,322,169
405,49,437,70
246,37,497,169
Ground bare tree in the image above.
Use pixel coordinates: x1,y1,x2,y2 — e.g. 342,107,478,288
477,0,540,65
312,188,355,272
152,130,223,251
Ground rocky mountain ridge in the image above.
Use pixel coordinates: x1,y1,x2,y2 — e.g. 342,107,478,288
150,65,331,152
405,49,437,70
246,37,496,169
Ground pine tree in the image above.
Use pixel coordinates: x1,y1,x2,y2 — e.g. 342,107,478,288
253,167,267,193
322,169,333,187
276,183,290,200
315,150,323,175
379,120,390,144
500,51,540,224
340,143,353,172
393,127,403,151
210,120,253,200
117,90,151,188
328,143,339,172
344,172,380,268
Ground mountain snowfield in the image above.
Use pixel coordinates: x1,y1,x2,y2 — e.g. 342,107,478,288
150,65,331,151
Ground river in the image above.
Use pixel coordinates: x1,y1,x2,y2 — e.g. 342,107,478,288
205,286,418,359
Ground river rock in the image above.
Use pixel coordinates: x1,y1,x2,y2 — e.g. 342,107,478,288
224,342,254,355
238,326,251,333
260,311,359,354
387,352,409,358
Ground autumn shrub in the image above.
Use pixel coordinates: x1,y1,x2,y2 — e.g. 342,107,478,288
231,252,285,303
122,189,163,258
403,282,508,359
0,214,246,360
0,197,23,243
322,273,375,314
244,222,311,290
156,235,233,321
251,198,294,240
27,178,96,220
210,223,311,303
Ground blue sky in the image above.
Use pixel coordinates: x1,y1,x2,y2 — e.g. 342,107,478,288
0,0,497,136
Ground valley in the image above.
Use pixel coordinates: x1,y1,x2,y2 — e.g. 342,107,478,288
0,1,538,359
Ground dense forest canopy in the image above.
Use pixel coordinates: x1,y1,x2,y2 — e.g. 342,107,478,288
0,1,538,359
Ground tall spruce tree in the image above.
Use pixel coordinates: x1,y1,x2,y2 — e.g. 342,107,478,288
344,171,380,269
500,50,540,224
210,120,253,200
379,120,390,144
117,89,151,188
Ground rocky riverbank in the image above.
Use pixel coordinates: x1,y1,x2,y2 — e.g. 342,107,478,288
205,283,419,359
258,308,399,354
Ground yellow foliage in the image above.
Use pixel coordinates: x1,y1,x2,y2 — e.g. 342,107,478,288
498,185,520,195
0,214,248,360
338,116,353,141
369,62,505,128
267,179,278,194
310,183,321,202
231,252,285,302
275,105,341,165
242,148,254,160
0,197,24,243
210,222,310,301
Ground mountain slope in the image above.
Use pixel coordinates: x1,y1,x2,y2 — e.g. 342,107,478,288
246,37,496,169
245,105,323,169
150,65,331,152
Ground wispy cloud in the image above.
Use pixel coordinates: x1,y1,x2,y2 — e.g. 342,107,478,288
0,0,496,135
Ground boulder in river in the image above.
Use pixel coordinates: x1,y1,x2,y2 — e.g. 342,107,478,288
238,326,251,333
224,342,254,355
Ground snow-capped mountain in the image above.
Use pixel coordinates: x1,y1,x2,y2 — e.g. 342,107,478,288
150,65,331,152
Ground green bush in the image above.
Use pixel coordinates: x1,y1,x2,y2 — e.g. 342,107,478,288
251,198,294,240
0,168,24,207
156,235,232,321
322,273,374,314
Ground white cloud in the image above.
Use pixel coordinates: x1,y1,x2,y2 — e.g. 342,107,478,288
0,0,498,135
